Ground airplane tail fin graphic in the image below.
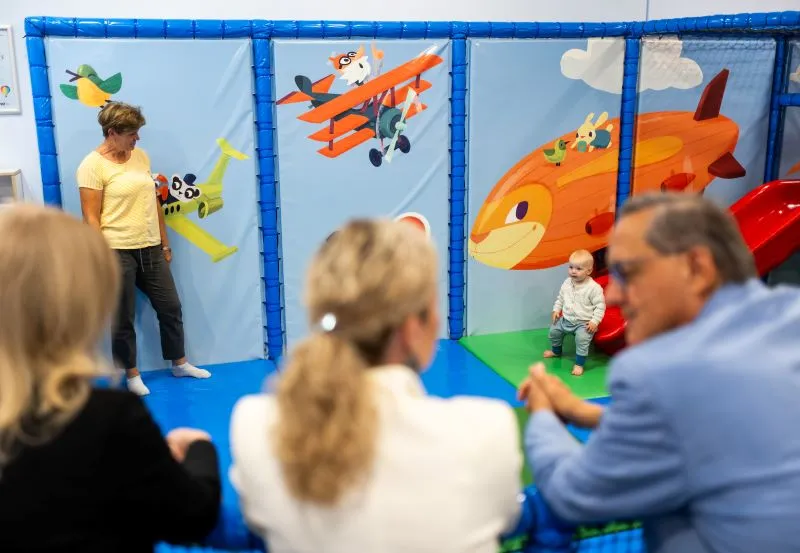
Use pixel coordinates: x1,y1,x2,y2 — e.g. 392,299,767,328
693,69,729,122
277,75,317,105
216,138,249,161
311,74,336,94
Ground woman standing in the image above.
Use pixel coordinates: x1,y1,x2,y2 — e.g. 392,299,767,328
77,101,209,396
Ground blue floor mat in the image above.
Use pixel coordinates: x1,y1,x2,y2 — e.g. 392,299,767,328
139,341,632,553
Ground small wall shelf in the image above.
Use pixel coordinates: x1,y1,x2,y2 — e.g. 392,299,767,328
0,169,21,201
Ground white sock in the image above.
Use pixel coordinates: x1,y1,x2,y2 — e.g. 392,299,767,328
172,362,211,379
127,375,150,396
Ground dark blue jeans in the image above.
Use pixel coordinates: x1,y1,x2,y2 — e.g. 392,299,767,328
112,245,185,370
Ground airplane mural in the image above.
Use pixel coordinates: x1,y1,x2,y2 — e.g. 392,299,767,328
153,137,248,263
276,46,443,167
469,68,746,271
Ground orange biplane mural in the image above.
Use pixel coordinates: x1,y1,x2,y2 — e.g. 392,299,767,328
469,68,747,271
277,45,443,167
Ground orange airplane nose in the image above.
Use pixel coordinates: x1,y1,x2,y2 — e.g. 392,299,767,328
471,232,489,244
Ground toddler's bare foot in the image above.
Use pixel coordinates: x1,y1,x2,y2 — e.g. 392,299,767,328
571,364,584,376
544,350,558,358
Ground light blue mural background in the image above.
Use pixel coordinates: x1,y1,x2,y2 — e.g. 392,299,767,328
637,37,775,208
779,40,800,179
46,37,265,369
465,38,624,336
273,39,452,349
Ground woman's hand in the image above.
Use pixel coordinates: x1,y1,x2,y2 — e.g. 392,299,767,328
162,246,172,263
166,427,211,462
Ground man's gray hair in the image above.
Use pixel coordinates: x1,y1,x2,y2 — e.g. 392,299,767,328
620,193,757,284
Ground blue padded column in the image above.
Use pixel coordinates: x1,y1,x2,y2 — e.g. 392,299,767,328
616,38,641,214
25,17,63,206
449,31,468,340
765,38,788,184
252,37,284,361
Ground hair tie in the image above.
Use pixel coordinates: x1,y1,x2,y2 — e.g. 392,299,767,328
319,313,337,332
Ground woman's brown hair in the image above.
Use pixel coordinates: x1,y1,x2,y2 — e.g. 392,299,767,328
274,218,438,505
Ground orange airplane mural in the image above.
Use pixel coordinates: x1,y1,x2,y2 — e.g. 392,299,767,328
469,68,747,271
277,46,443,167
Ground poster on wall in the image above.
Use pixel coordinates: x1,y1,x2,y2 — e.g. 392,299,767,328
273,39,452,349
0,25,21,114
466,38,624,336
633,36,775,207
46,37,265,369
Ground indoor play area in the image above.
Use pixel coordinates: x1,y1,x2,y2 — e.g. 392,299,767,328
16,7,800,553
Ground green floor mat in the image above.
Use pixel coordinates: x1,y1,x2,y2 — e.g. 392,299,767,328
461,328,610,399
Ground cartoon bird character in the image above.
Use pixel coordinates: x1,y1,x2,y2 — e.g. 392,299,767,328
543,139,569,166
329,43,385,87
59,64,122,107
572,112,614,153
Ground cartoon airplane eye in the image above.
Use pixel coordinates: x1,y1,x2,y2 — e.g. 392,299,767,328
339,56,351,66
171,177,183,191
189,188,200,199
347,51,357,57
504,201,529,224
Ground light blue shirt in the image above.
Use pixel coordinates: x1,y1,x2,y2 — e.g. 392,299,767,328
525,279,800,553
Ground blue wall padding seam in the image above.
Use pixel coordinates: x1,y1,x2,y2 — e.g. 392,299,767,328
765,39,787,184
252,39,284,361
24,22,60,206
449,37,467,340
616,38,641,214
778,94,800,107
24,12,800,39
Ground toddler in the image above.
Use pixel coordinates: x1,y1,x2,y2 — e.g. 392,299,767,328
543,249,606,376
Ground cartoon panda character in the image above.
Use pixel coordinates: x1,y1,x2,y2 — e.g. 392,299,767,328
169,173,201,203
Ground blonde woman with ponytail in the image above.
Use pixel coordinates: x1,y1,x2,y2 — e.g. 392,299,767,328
230,218,523,553
0,204,221,553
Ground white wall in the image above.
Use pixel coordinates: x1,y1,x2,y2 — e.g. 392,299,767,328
3,0,649,202
647,0,800,19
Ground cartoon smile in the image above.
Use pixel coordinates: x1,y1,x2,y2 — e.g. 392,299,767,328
468,184,554,270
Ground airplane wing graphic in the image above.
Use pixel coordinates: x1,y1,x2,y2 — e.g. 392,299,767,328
166,213,238,263
298,53,443,124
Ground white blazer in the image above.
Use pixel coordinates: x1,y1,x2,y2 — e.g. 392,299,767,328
229,364,523,553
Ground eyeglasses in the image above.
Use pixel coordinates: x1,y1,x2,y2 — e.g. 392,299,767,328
607,255,658,288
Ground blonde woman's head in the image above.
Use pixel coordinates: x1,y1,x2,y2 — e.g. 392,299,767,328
275,218,439,505
0,204,120,465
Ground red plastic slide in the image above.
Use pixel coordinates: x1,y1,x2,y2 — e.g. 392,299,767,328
593,179,800,356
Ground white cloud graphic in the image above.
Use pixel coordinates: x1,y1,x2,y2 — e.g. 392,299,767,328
790,65,800,84
560,38,625,94
560,37,703,94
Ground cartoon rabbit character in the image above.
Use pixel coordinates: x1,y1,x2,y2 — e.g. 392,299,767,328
572,112,614,153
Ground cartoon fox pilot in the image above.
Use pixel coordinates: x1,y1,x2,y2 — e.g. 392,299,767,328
329,43,385,87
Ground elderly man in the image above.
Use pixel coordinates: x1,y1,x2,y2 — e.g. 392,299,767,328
520,192,800,553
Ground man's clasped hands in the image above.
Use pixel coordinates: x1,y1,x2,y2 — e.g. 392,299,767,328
517,363,605,429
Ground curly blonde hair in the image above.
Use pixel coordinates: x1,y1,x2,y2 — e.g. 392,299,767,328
274,218,438,505
0,204,120,466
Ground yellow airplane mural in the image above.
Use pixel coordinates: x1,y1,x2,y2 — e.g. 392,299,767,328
153,138,249,263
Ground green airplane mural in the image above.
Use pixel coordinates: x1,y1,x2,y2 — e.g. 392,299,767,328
153,138,248,263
